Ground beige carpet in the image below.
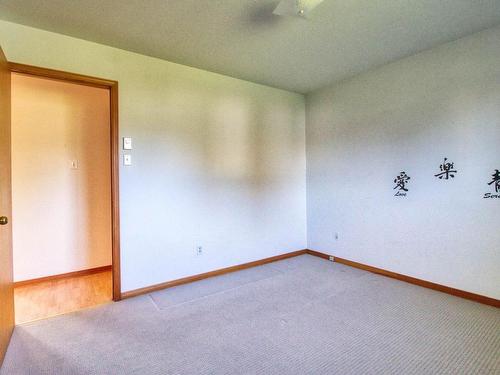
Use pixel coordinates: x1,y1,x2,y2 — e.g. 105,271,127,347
1,255,499,374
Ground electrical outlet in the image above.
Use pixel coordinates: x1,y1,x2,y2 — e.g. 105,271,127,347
328,256,334,262
196,246,203,255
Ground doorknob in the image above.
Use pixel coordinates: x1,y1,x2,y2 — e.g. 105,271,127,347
0,216,8,225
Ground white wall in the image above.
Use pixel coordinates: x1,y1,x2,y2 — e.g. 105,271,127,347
11,73,112,281
306,26,500,299
0,21,307,292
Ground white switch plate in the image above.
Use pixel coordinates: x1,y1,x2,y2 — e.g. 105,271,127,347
123,137,132,150
70,160,78,169
123,154,132,166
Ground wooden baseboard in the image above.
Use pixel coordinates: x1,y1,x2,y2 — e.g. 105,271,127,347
306,250,499,308
14,265,112,288
122,250,308,299
306,249,331,260
118,248,499,308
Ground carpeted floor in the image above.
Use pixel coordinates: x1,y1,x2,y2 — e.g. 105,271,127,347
1,255,499,374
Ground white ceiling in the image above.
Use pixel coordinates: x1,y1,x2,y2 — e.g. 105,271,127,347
1,0,500,93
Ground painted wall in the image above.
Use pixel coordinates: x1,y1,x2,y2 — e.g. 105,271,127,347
11,73,111,281
0,21,307,292
306,26,500,299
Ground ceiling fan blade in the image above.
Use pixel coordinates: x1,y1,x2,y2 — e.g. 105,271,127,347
273,0,325,18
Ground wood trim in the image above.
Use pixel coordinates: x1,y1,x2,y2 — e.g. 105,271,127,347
8,62,116,89
306,249,331,260
13,265,112,287
122,250,308,299
110,82,121,302
306,250,500,308
8,62,121,301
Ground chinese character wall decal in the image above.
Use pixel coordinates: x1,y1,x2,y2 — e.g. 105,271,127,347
484,169,500,199
394,171,410,196
434,157,457,180
488,169,500,192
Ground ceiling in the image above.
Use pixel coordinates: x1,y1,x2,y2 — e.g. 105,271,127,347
1,0,500,93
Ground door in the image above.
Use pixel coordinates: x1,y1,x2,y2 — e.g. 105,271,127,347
0,45,14,366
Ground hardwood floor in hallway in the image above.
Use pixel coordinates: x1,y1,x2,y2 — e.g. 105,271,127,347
14,270,112,324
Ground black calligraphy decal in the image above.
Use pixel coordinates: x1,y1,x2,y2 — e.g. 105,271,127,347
434,157,457,180
394,172,410,197
484,169,500,199
488,169,500,192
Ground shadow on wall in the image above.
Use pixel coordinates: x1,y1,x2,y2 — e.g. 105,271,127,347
138,84,304,190
123,82,305,249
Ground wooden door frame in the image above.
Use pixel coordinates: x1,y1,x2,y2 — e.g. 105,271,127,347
8,62,121,301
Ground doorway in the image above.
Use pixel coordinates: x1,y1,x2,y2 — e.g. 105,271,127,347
8,64,121,324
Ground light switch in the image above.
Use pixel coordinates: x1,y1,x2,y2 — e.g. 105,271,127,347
123,154,132,166
70,160,79,169
123,137,132,150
